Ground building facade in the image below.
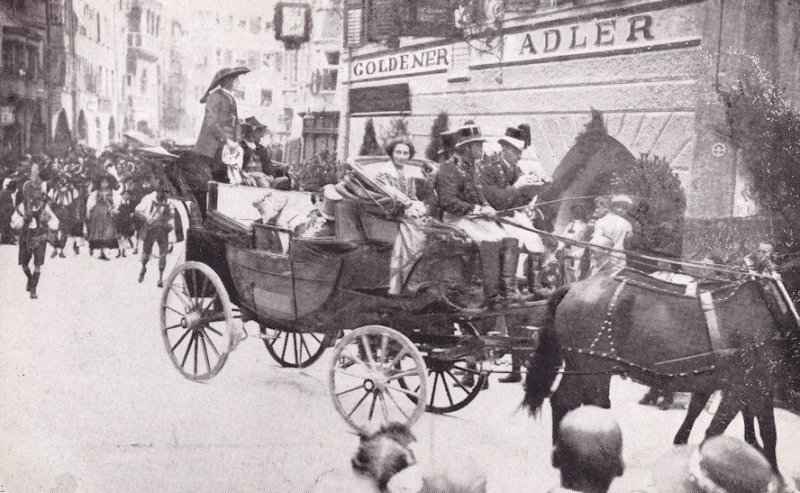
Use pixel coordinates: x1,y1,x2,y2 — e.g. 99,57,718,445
340,0,800,249
1,0,48,157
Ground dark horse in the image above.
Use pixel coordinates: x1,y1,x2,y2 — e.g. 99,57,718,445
523,268,799,475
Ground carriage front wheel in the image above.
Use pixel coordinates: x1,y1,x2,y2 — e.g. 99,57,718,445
328,325,428,431
160,261,235,381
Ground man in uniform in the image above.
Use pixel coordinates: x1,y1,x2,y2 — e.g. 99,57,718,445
185,67,249,214
435,121,522,307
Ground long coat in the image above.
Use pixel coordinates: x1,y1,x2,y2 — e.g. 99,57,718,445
480,156,538,213
194,88,238,159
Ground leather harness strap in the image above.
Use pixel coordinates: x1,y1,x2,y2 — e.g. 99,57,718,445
699,291,724,353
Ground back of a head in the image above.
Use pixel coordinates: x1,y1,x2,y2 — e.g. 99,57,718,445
554,406,624,491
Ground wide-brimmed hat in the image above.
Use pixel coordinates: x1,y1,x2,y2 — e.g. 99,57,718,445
652,437,776,493
320,183,342,220
453,120,486,148
200,66,250,103
498,124,531,151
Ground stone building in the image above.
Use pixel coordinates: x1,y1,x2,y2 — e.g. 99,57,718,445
1,0,48,157
340,0,800,252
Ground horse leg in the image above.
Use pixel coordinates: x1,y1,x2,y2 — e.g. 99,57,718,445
704,392,742,440
756,405,780,474
549,374,582,444
674,391,710,445
742,407,759,448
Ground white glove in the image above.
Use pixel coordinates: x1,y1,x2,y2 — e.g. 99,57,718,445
405,201,427,218
514,174,544,188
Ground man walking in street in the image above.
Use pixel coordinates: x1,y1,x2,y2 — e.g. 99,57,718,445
136,179,174,288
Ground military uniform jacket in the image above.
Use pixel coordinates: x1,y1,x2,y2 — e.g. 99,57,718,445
194,88,239,159
435,154,486,216
480,156,538,213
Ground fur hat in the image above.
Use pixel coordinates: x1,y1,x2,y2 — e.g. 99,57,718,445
498,124,531,151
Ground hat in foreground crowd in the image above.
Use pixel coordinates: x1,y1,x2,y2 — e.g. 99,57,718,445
653,435,777,493
550,406,625,493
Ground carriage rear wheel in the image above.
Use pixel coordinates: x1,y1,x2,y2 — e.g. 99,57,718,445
328,325,428,431
401,359,487,414
260,325,333,368
160,261,235,381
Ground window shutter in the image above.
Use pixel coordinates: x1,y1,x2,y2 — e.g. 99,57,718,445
344,0,364,47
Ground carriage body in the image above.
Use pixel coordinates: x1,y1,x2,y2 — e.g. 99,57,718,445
162,155,550,430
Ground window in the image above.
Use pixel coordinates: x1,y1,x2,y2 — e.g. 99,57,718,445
250,17,261,34
247,52,258,71
238,18,247,29
321,68,338,92
260,90,272,106
140,68,147,93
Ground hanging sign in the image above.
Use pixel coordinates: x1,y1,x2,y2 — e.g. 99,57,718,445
274,2,312,48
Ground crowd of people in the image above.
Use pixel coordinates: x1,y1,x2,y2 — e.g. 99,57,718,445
0,143,180,298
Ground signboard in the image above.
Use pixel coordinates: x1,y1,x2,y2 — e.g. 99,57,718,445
0,106,15,127
274,2,312,48
351,46,451,82
472,3,703,68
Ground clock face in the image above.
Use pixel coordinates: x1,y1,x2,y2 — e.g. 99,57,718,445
282,6,305,37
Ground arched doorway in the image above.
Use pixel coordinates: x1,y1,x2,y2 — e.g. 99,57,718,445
77,110,88,143
52,109,72,151
108,117,116,144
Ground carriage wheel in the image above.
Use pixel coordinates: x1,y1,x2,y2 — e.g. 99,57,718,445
161,261,235,381
260,325,333,368
328,325,428,431
401,359,487,414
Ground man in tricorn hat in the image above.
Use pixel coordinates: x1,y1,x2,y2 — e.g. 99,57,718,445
187,67,249,212
435,120,524,308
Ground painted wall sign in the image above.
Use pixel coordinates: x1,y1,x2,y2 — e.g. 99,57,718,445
351,46,451,82
472,3,703,68
0,106,15,127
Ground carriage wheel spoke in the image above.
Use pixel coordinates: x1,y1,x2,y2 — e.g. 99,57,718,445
180,332,196,368
163,323,182,331
193,331,199,375
309,333,321,344
379,335,389,368
280,333,289,362
386,369,421,382
440,373,455,406
368,392,378,420
169,285,192,309
293,333,300,365
300,335,312,360
385,348,409,369
200,292,220,318
199,330,211,372
386,384,422,399
339,353,371,370
347,391,371,418
171,328,192,352
201,330,221,359
198,276,210,305
180,273,194,308
445,370,471,394
384,387,411,419
378,392,390,423
204,324,223,337
165,305,186,318
335,384,364,397
360,335,376,368
430,372,440,405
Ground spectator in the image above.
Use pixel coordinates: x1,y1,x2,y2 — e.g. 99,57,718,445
589,195,633,275
744,242,776,275
86,173,121,260
0,180,18,244
560,203,589,283
550,406,624,493
136,179,174,287
652,435,776,493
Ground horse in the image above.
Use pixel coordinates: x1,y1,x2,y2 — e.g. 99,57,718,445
522,267,799,476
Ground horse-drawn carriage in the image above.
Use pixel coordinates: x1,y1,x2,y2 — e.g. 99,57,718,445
160,156,552,430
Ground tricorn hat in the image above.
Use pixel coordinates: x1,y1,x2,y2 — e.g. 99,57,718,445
200,66,250,104
453,120,486,148
498,124,531,151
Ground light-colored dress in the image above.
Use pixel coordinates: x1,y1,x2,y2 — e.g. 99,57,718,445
589,212,632,275
86,189,121,249
375,161,428,295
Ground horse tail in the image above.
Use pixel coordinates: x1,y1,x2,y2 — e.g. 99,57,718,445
522,285,569,416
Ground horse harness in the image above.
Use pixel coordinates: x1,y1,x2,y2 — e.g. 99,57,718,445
559,269,777,379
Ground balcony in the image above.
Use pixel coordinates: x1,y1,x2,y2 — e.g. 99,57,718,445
127,32,160,61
